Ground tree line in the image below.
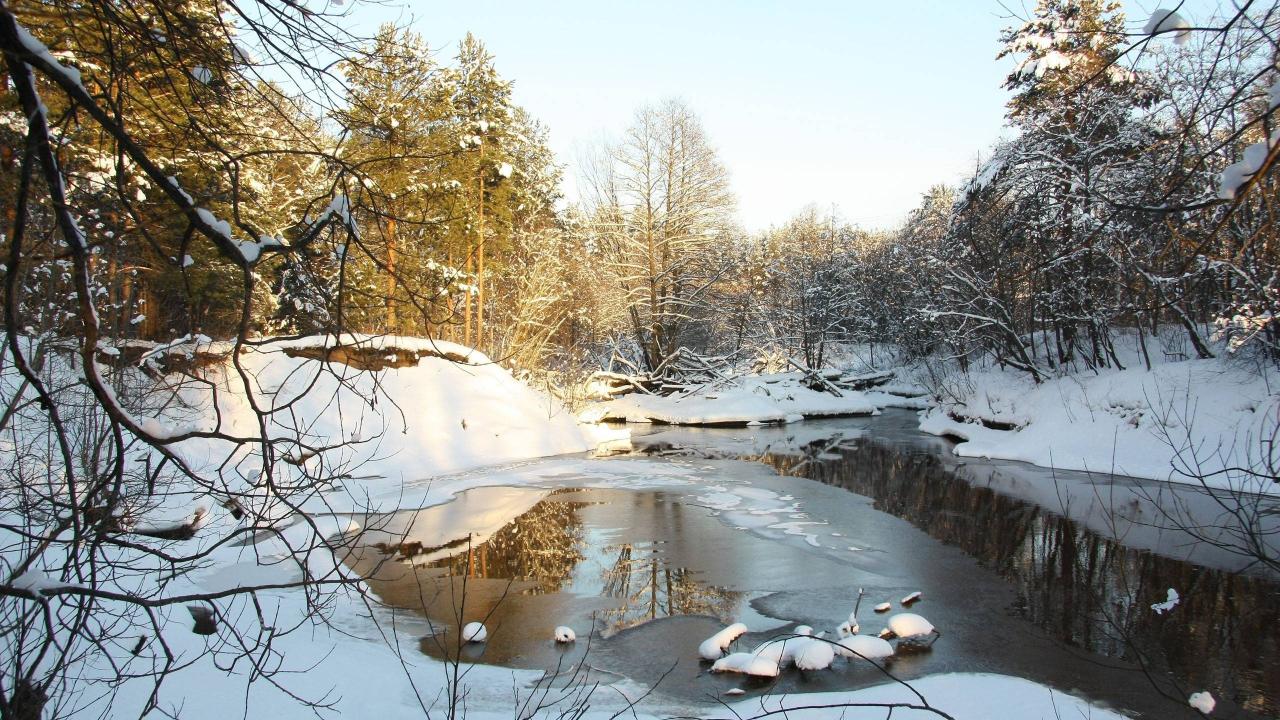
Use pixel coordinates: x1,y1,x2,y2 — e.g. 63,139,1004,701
567,0,1280,383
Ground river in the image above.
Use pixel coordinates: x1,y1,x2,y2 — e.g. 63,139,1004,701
343,409,1279,719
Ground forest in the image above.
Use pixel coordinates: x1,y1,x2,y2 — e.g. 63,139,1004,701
2,1,1274,385
0,1,1277,719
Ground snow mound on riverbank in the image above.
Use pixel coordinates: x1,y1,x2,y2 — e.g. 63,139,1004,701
168,334,599,482
919,357,1279,492
580,372,877,426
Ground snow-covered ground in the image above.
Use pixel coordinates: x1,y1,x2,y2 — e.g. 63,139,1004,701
719,673,1127,720
580,372,884,426
166,334,609,482
917,355,1280,493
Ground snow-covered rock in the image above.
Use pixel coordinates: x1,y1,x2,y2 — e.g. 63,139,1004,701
886,613,935,639
462,622,487,643
752,638,798,667
698,622,748,660
1188,691,1216,714
835,635,895,661
793,638,836,670
553,625,576,643
711,652,781,677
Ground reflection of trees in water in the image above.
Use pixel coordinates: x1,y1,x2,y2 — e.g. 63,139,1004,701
429,493,587,594
759,439,1280,715
596,541,742,634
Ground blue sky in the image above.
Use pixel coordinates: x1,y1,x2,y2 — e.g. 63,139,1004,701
348,1,1192,232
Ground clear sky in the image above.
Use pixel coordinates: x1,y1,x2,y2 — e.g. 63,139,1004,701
348,1,1186,232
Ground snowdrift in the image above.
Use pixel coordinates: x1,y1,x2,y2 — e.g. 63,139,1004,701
919,357,1280,493
163,334,598,484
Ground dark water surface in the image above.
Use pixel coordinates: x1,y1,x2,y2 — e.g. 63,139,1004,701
345,410,1279,719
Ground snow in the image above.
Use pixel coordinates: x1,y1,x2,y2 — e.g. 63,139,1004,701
1144,9,1192,45
13,19,85,88
194,207,232,240
582,372,876,426
698,622,748,659
10,570,77,597
710,652,781,678
834,635,894,661
191,65,212,84
166,335,599,485
1152,588,1180,615
918,355,1280,493
1219,135,1277,200
497,162,514,178
1189,691,1216,714
554,625,576,643
874,602,891,613
462,621,488,642
792,638,836,670
722,673,1129,720
901,591,922,605
886,613,934,638
752,638,798,667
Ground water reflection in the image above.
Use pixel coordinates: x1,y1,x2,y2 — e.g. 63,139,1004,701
427,492,585,595
597,540,742,634
754,436,1280,715
344,486,743,665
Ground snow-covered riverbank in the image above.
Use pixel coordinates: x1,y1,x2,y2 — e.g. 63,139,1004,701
582,345,1279,493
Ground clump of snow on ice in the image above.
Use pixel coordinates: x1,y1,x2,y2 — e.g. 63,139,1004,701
553,626,576,643
711,652,780,678
901,591,922,605
1144,9,1192,45
698,622,747,660
752,638,799,667
1188,691,1215,714
793,638,836,670
1151,588,1180,615
886,613,935,638
462,622,487,643
835,635,895,661
874,602,891,613
837,620,856,638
